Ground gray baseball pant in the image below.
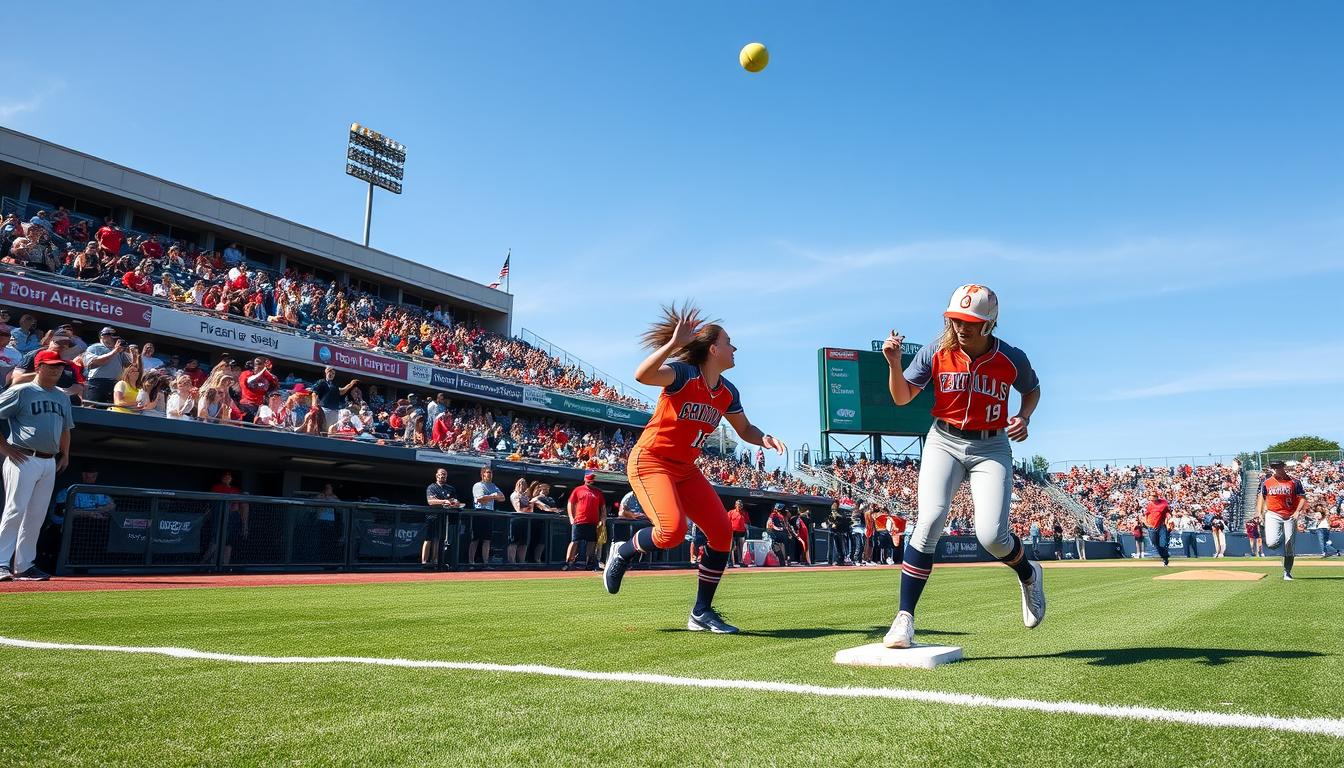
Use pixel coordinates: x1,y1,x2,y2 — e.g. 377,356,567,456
907,427,1014,557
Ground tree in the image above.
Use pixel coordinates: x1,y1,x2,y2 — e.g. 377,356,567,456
1263,436,1339,455
1030,454,1050,474
1262,436,1340,466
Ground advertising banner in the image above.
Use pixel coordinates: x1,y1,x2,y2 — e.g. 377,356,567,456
312,342,408,380
0,274,153,328
150,308,310,358
521,387,649,426
414,449,489,468
106,510,205,554
354,519,426,558
453,373,523,402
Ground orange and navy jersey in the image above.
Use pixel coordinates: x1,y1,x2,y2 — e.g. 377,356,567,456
635,362,742,464
904,338,1039,431
1259,476,1305,520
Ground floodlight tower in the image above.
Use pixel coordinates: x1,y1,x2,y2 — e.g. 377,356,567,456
345,123,406,247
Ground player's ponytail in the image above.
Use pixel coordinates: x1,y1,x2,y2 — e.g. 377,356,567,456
641,302,724,366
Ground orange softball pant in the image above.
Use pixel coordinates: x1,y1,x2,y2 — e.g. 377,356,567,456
627,447,732,551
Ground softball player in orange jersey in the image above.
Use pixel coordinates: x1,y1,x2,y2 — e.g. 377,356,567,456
603,304,786,633
881,284,1045,649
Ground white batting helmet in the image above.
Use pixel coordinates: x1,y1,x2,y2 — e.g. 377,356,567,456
943,284,999,335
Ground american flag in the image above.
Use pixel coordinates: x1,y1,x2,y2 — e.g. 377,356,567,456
488,251,510,290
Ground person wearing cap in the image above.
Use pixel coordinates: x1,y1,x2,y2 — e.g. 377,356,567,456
311,366,359,429
766,502,790,567
727,499,750,567
1258,460,1307,580
82,328,127,404
13,335,85,404
880,284,1045,649
0,349,75,580
565,471,606,571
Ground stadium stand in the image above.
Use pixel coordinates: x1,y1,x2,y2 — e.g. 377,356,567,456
1,203,648,411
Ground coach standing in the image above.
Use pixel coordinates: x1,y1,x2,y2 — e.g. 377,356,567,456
0,350,74,580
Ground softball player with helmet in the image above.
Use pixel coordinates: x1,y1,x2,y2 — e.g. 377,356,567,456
880,284,1044,648
603,304,786,633
1257,460,1306,580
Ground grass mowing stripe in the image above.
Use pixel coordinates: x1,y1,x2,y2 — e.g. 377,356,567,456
3,634,1342,740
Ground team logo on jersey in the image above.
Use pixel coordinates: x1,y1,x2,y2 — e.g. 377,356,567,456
677,402,723,428
936,372,1010,400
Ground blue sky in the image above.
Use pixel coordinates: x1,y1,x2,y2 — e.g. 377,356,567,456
5,1,1343,467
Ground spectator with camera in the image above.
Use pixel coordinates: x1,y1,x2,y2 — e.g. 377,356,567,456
82,327,128,404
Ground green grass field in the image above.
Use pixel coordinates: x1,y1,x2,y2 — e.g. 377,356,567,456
1,562,1341,767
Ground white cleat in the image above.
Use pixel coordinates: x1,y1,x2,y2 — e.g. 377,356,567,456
1021,559,1046,629
883,611,915,649
1283,573,1294,581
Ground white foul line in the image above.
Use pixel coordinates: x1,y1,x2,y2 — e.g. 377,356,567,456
1,635,1340,739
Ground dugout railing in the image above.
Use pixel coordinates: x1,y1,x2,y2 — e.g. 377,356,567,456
53,486,703,575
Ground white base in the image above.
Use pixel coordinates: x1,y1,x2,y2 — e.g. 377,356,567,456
833,642,964,670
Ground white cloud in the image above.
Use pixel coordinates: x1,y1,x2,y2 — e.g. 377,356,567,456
1102,344,1344,400
0,79,64,122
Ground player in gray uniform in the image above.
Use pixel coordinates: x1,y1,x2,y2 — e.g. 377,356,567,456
880,285,1045,649
0,350,75,580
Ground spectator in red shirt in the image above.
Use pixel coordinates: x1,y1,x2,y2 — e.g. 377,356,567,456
96,218,123,259
209,470,248,565
236,357,278,421
727,500,749,567
182,358,207,388
565,472,606,570
139,236,163,261
1144,487,1172,566
121,263,152,294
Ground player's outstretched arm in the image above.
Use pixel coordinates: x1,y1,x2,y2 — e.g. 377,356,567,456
724,411,786,455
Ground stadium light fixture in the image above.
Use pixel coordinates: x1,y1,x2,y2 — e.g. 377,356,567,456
346,122,407,247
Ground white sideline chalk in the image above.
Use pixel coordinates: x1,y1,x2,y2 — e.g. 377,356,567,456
834,642,964,670
0,635,1341,738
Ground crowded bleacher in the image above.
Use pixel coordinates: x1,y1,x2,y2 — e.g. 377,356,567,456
0,209,647,410
815,455,1094,543
1053,462,1243,532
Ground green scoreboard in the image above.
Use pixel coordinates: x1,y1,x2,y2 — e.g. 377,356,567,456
817,344,935,436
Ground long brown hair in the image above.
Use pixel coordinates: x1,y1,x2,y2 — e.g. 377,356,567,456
640,302,723,367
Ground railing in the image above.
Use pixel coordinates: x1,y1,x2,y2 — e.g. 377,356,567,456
793,462,918,516
1048,455,1245,473
1037,481,1103,537
55,485,696,574
518,328,651,409
794,449,920,467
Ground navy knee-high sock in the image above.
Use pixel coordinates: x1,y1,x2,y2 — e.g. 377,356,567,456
694,548,729,613
618,526,656,560
898,546,934,616
998,535,1037,583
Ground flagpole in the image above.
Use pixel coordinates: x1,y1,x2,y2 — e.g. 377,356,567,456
506,248,511,294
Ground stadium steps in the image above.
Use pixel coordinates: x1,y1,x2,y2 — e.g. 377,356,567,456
1238,468,1259,527
793,463,918,516
1037,480,1104,536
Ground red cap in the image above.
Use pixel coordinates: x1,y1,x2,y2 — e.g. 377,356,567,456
34,350,68,367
